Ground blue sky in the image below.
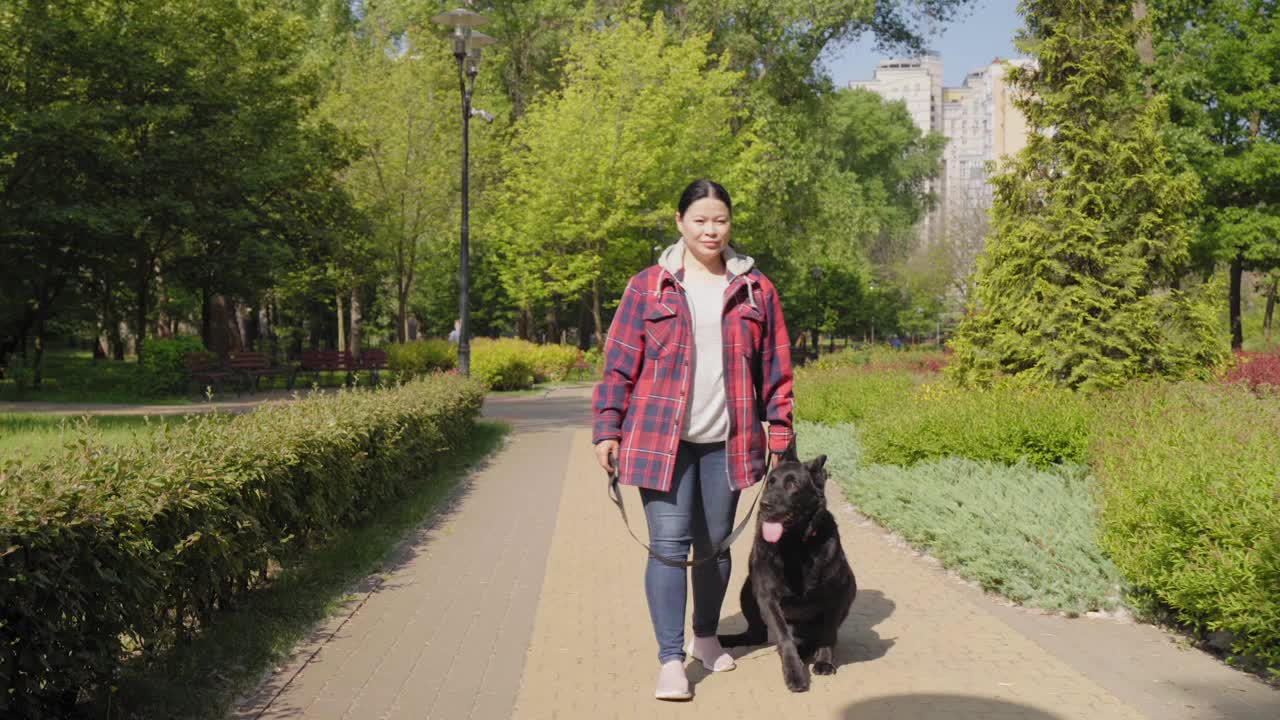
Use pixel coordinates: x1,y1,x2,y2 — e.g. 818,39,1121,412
824,0,1026,87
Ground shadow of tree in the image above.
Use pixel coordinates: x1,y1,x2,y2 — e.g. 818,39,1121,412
841,694,1067,719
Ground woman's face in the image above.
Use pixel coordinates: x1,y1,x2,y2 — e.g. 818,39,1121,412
676,196,732,267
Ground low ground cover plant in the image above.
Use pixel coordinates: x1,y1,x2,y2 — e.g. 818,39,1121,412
0,375,485,718
797,422,1126,615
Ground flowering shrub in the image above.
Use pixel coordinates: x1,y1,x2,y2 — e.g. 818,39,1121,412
1221,351,1280,390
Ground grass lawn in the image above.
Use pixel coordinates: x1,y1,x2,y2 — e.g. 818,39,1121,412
100,420,510,720
0,413,198,462
1,351,191,404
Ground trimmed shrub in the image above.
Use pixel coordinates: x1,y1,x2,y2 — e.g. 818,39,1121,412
810,347,948,374
794,367,919,425
528,343,580,383
470,338,536,390
140,336,207,394
1091,382,1280,670
0,375,485,718
387,339,457,378
857,380,1094,469
799,422,1126,614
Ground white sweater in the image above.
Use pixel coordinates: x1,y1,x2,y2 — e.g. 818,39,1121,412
680,273,730,443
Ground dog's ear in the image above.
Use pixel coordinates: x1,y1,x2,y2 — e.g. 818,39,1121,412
806,455,828,488
781,439,799,463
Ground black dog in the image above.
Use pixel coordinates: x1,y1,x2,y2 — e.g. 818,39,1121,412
719,455,856,692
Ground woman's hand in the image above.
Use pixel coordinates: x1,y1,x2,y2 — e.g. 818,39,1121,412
595,440,620,475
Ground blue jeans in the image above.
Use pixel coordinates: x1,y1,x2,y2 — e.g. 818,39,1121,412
640,441,740,663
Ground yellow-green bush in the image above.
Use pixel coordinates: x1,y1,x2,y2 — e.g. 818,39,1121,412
470,338,537,390
795,367,918,424
1092,382,1280,670
387,339,457,378
0,375,484,718
527,343,580,383
858,379,1096,469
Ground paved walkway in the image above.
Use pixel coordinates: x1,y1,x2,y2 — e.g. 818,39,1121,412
228,386,1277,720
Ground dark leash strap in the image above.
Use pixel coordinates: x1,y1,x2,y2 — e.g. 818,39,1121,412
607,455,771,569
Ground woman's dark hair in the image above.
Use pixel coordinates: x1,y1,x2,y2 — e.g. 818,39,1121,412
677,179,732,218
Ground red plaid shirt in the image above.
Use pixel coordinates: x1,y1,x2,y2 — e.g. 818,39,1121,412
592,264,795,492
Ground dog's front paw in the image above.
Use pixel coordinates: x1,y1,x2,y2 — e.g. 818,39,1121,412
719,630,765,648
783,660,810,692
813,660,836,676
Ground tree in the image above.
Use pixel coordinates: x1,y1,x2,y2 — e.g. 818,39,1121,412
1152,0,1280,350
949,0,1228,390
490,14,745,345
319,29,469,346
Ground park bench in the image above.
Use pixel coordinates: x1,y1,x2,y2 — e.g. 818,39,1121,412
183,352,236,395
358,349,388,384
227,351,294,393
296,349,358,387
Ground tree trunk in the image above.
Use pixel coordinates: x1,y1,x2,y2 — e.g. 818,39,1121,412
546,297,561,346
32,319,45,389
336,290,346,353
136,272,150,362
592,279,605,349
349,287,362,362
234,302,249,352
517,307,532,341
1132,1,1154,95
398,289,409,343
1230,252,1244,350
201,283,213,352
810,327,819,358
246,303,261,351
1264,275,1277,345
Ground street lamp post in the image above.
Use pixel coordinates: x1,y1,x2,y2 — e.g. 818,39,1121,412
431,7,495,377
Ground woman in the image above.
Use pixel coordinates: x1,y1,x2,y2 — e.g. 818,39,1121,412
592,179,795,700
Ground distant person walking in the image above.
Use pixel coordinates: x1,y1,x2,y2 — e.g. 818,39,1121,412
592,179,796,701
448,318,461,344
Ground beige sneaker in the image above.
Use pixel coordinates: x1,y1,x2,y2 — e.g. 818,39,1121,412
687,637,736,672
654,659,692,701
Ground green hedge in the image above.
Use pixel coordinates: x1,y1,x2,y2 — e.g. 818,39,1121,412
1092,382,1280,669
140,336,207,394
797,369,1094,469
794,367,918,425
0,375,485,718
387,339,457,378
526,343,580,383
385,339,583,389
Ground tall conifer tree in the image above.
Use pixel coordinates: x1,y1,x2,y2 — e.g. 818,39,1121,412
949,0,1227,390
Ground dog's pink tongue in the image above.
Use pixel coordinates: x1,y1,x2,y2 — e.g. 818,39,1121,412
761,521,784,543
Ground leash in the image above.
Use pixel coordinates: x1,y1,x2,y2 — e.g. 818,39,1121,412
606,455,771,569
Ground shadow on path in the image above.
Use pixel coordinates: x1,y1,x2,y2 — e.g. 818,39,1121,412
692,587,897,688
841,693,1066,719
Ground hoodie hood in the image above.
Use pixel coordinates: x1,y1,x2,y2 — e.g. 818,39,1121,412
657,242,755,278
656,242,758,307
